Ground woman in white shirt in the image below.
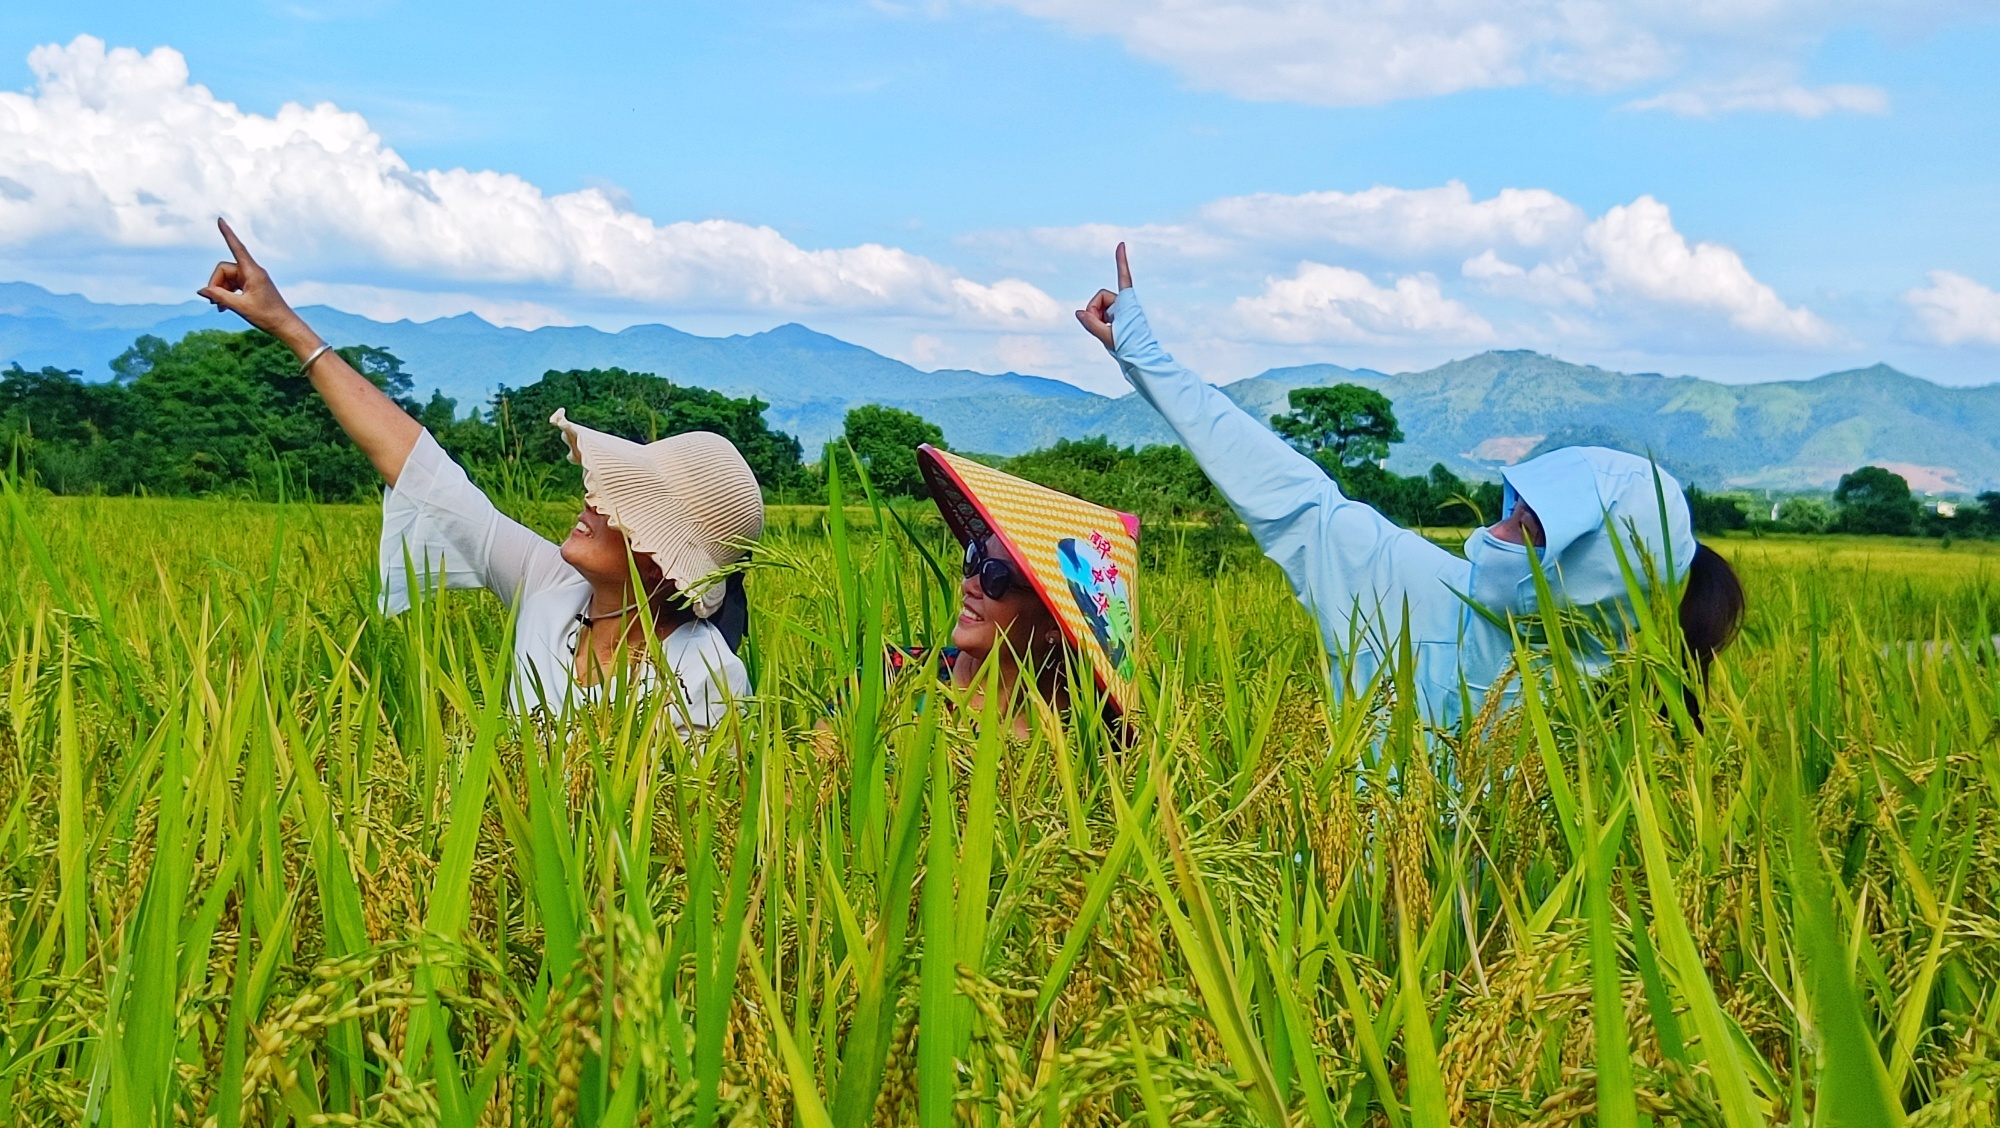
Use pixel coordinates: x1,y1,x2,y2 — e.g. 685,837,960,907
198,220,761,729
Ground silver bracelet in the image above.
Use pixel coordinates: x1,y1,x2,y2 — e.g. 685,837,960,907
299,342,333,377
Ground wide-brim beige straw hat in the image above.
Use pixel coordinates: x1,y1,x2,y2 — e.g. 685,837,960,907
549,410,764,619
918,444,1140,717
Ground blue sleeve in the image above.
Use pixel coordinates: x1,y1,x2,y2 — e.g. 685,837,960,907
1107,289,1474,665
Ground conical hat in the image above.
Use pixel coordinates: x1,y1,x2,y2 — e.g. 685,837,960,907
918,444,1140,717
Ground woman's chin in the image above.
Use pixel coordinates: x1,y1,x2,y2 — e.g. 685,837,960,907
559,540,617,581
950,621,988,653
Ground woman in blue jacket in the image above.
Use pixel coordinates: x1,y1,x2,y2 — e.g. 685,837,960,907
1076,245,1744,729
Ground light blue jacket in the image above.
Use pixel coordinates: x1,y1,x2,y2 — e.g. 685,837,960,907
1108,289,1694,728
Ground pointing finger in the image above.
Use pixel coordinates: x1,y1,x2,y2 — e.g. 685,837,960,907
1115,242,1132,290
217,217,258,269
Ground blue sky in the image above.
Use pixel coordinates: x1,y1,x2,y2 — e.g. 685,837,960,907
1,2,1997,392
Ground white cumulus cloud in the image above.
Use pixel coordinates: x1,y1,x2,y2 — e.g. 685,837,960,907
1232,263,1495,345
1016,183,1592,268
1460,249,1597,306
1020,183,1829,349
0,36,1059,326
1581,196,1833,345
990,0,1967,109
1903,271,2000,346
1009,182,1582,263
1199,183,1584,256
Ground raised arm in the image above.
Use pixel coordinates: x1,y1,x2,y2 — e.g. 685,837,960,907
1078,247,1339,535
1077,245,1471,661
198,219,421,485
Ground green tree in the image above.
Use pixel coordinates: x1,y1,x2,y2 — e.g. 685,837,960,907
1775,496,1837,534
488,367,806,494
0,363,142,493
1264,384,1499,528
1405,462,1501,527
1003,435,1222,520
103,331,413,500
1270,384,1403,473
1834,466,1918,536
6,334,414,499
838,404,944,497
1975,491,2000,537
2,340,812,501
1332,461,1499,528
1686,486,1749,534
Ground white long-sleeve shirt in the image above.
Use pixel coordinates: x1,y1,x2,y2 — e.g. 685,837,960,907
378,430,748,729
1108,290,1514,727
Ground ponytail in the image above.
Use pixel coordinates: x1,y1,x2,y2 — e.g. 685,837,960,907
1676,542,1745,729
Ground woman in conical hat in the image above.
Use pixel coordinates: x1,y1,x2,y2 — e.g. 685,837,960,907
916,444,1141,729
1077,244,1745,730
197,220,762,730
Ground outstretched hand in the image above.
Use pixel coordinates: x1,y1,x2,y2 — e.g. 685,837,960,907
1075,242,1134,351
196,218,417,482
197,219,311,345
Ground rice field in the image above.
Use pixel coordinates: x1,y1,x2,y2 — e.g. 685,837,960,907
3,475,1998,1126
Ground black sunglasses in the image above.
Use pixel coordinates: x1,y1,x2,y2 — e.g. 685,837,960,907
963,537,1021,601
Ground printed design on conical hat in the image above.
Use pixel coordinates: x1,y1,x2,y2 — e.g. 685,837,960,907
918,444,1140,716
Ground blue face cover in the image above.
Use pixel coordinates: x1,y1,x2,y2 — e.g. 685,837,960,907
1464,527,1535,616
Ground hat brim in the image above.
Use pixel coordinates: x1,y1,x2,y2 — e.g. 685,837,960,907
552,410,752,619
918,444,1140,718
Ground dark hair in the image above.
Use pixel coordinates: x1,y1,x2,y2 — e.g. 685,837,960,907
711,572,749,653
1676,542,1745,728
632,554,696,633
635,558,748,651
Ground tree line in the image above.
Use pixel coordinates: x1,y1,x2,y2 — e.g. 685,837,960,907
1656,464,1998,539
832,385,1506,532
6,329,1992,541
1772,467,1998,538
0,330,808,503
1247,384,1999,541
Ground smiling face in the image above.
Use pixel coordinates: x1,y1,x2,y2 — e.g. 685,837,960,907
951,535,1061,667
561,504,641,587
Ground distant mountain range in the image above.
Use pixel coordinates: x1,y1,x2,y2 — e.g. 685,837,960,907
3,282,1993,492
1205,353,1999,495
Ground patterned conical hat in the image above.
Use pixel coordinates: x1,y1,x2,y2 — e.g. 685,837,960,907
918,445,1140,717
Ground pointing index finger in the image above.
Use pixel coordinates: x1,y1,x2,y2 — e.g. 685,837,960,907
1115,242,1133,290
217,218,257,268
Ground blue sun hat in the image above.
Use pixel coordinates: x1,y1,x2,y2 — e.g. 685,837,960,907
1496,446,1696,617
